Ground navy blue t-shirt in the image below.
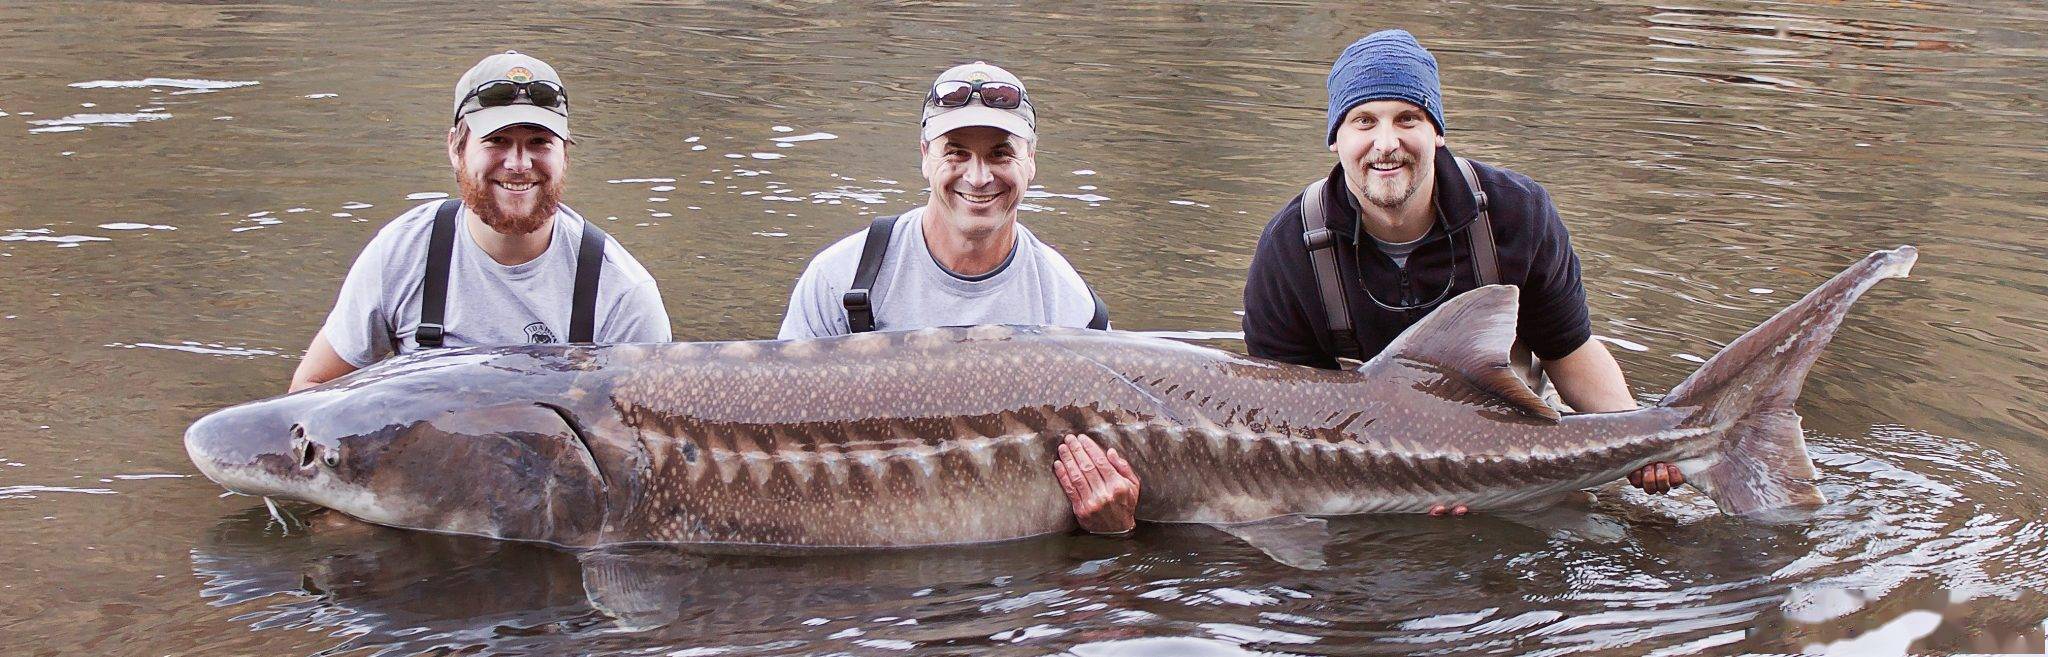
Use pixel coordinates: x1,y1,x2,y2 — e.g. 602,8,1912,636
1242,147,1593,369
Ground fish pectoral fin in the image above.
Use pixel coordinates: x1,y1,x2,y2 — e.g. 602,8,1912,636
578,546,708,631
1211,515,1331,571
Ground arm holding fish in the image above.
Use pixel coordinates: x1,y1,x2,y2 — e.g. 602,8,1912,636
1243,204,1344,369
1522,207,1683,495
289,330,359,392
290,239,397,392
776,231,866,339
1053,434,1141,534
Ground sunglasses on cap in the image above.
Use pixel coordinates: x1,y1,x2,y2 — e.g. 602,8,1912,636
453,79,568,124
927,79,1027,110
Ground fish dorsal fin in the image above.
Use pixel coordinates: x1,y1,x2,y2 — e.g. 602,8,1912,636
1362,285,1560,422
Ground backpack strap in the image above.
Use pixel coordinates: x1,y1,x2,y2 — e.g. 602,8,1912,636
1086,286,1110,330
1455,157,1500,286
1298,178,1363,360
568,219,608,344
843,214,901,333
416,199,460,349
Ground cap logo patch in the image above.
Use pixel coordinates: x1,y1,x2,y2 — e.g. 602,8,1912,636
506,67,533,83
967,72,989,83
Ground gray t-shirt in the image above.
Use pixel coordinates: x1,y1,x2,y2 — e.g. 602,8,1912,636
778,207,1099,339
322,201,672,367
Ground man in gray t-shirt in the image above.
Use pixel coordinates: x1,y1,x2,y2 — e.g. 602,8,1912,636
290,51,670,392
776,61,1139,534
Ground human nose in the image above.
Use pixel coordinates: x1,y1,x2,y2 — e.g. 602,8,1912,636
503,143,534,172
962,156,994,187
1368,122,1403,158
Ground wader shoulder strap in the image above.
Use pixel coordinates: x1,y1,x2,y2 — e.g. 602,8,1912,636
417,200,460,349
1455,158,1558,405
1455,157,1500,287
843,214,901,333
568,220,609,344
1086,286,1110,330
1298,178,1362,360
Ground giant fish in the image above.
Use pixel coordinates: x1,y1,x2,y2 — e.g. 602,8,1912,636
185,247,1917,564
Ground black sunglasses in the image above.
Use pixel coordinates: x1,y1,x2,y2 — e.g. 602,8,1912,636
454,79,568,124
927,79,1026,110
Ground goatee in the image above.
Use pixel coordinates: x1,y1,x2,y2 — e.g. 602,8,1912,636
457,169,564,235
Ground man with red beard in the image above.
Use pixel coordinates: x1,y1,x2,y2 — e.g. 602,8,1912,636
1242,30,1685,505
289,51,670,392
776,62,1137,534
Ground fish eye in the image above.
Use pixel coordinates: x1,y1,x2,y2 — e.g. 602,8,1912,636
321,449,339,468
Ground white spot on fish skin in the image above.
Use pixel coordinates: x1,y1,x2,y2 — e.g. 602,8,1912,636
905,327,951,349
719,341,764,359
779,339,823,359
840,332,890,355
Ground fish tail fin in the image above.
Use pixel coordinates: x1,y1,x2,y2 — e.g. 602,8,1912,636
1658,246,1917,516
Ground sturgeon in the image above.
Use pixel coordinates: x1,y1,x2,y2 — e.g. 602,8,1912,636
185,247,1917,559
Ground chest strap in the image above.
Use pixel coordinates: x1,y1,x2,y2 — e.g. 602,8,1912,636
417,201,607,348
1299,157,1496,361
843,214,1109,333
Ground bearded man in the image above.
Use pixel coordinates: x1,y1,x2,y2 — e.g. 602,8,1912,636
289,51,670,391
1241,30,1686,505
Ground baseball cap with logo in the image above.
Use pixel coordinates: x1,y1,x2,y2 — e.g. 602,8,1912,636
452,50,570,141
919,61,1036,144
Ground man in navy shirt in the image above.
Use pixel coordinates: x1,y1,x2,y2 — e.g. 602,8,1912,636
1242,30,1684,505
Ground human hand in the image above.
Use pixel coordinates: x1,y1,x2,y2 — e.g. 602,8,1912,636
1628,462,1686,495
1053,434,1141,534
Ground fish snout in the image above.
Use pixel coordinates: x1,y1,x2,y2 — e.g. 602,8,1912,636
184,401,306,495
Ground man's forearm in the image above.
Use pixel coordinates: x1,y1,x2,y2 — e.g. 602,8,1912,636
1543,338,1635,412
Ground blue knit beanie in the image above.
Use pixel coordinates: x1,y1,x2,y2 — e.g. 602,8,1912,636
1326,29,1444,144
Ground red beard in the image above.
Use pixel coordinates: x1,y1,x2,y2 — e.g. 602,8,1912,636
457,168,565,235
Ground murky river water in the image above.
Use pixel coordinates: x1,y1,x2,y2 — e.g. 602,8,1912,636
2,1,2044,655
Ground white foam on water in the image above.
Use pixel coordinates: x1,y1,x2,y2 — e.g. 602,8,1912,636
303,93,337,99
649,197,668,202
1675,353,1706,363
607,178,676,184
1809,609,1941,656
98,223,175,231
772,125,794,132
771,131,838,143
683,136,700,143
691,145,707,151
405,191,449,200
111,341,279,357
341,202,372,210
1024,190,1110,203
285,208,310,213
1594,335,1650,352
0,485,118,498
750,153,785,160
3,233,110,244
30,112,173,128
1200,623,1318,645
1749,288,1774,294
1073,169,1096,175
69,78,258,90
27,126,85,134
112,473,187,480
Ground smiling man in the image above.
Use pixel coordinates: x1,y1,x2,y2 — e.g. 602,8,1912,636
289,51,670,392
777,61,1136,534
1241,30,1685,505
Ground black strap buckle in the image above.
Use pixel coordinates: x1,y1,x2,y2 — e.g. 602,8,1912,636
842,289,871,312
1303,227,1335,252
416,323,445,347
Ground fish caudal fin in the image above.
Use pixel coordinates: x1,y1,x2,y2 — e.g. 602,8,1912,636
1659,246,1917,516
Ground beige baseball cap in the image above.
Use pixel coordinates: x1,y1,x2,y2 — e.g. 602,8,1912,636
452,50,570,141
919,61,1036,143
